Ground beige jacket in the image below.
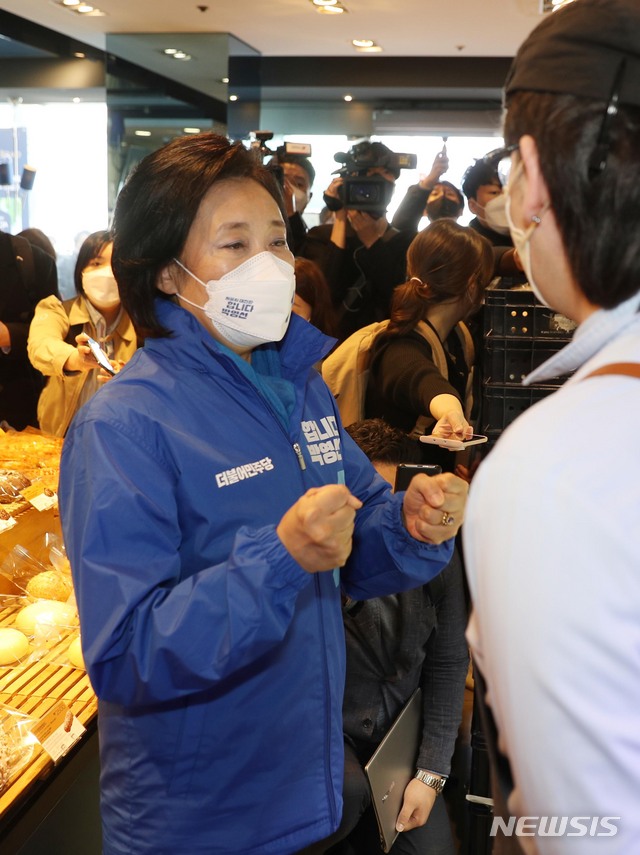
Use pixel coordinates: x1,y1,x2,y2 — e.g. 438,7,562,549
27,294,137,437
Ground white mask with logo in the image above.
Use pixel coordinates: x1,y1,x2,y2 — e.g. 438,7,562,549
173,251,295,349
482,193,511,236
82,268,120,309
505,162,550,306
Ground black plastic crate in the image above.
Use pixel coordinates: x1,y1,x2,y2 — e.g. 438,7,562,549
479,383,561,433
481,337,573,385
483,288,577,339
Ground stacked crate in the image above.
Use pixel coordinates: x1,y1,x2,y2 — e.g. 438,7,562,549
478,284,576,448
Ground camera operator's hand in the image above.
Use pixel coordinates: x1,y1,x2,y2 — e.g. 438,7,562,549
347,210,389,248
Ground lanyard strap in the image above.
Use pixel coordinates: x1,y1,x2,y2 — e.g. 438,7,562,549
583,362,640,380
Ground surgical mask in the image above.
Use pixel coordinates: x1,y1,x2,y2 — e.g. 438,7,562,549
82,269,120,309
505,165,550,306
482,193,511,236
173,251,295,349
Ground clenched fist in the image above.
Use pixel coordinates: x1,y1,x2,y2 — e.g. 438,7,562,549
277,484,362,574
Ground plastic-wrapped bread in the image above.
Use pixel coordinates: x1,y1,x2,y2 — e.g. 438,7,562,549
0,628,29,665
67,636,85,670
15,600,78,637
25,571,72,602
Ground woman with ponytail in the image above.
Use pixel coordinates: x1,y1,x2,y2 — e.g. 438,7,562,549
365,219,493,470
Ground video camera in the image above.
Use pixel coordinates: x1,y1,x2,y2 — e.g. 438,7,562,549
326,140,417,214
247,131,312,187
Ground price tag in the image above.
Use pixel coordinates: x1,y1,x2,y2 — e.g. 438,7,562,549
20,484,58,512
0,514,17,533
31,700,85,762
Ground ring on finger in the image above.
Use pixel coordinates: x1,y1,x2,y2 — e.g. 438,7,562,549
441,512,455,527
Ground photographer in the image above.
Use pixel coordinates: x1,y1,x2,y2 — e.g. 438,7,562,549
268,151,315,254
299,141,417,342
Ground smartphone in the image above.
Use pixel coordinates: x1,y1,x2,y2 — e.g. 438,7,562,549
85,336,116,376
394,463,442,492
419,434,488,452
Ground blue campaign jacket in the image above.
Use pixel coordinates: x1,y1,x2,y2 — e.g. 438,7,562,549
59,300,453,855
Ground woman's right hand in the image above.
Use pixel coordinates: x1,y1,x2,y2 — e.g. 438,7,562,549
277,484,362,574
431,410,473,441
63,333,101,373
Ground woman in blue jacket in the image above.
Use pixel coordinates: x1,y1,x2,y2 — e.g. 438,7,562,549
58,132,468,855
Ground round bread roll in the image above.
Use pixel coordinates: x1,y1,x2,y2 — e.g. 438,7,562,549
67,636,85,670
0,627,29,665
15,600,78,637
25,571,72,602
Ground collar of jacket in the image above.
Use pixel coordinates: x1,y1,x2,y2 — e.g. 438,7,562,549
149,298,336,381
68,295,137,347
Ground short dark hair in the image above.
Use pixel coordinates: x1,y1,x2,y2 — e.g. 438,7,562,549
18,228,56,261
345,418,423,465
461,159,502,201
111,132,287,338
74,230,112,296
504,91,640,308
277,154,316,187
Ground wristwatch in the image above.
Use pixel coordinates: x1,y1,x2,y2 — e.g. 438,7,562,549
414,769,445,795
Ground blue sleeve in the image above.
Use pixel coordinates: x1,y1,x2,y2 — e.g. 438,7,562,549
59,417,312,707
339,432,454,599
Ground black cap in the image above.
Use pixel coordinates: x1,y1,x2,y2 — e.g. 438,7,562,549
505,0,640,107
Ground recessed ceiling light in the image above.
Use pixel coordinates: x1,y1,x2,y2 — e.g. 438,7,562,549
164,48,178,55
317,4,345,13
312,0,338,5
344,94,353,102
174,52,192,61
76,4,95,12
221,77,229,84
135,130,152,137
355,44,382,52
352,39,374,48
73,51,86,58
62,0,79,5
229,94,238,101
183,128,201,134
72,97,81,103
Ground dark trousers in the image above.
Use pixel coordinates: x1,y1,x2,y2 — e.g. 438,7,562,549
297,739,457,855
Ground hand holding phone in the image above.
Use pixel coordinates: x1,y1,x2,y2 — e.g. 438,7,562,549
85,336,117,376
419,434,488,452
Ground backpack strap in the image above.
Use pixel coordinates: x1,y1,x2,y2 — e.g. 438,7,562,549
583,362,640,380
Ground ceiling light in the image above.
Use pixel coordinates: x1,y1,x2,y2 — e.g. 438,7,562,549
344,94,353,102
72,97,81,103
317,4,345,13
355,44,382,52
62,0,80,5
135,130,152,137
221,77,229,84
76,4,95,12
164,48,178,55
312,0,338,5
351,39,374,48
183,128,201,134
73,52,86,58
229,94,238,101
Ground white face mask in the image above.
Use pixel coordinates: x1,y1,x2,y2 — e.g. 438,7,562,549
174,251,295,349
505,163,550,306
82,268,120,309
482,193,511,236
